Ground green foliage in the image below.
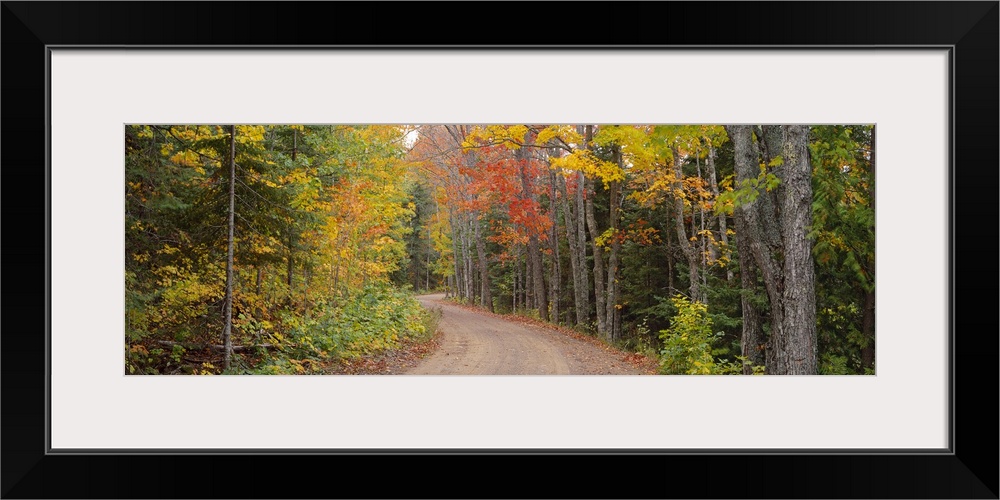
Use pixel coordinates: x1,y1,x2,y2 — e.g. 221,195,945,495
126,344,160,375
810,125,874,375
126,124,422,374
658,295,721,374
250,284,428,374
617,319,659,358
714,171,780,215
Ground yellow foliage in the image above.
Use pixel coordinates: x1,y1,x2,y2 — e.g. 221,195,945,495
236,125,266,144
550,150,623,184
535,125,582,146
462,125,529,149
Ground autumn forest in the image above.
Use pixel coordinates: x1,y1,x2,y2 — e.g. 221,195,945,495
125,124,875,375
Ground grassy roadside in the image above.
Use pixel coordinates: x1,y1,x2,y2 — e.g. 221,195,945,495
325,302,443,375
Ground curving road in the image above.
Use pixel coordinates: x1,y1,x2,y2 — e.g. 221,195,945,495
406,293,650,375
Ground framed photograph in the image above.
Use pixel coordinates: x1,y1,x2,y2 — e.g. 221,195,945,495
3,2,996,498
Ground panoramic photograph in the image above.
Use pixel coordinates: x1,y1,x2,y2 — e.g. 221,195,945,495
125,124,875,375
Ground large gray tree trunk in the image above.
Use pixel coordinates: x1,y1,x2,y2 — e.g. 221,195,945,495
725,125,817,375
736,229,765,373
777,125,817,374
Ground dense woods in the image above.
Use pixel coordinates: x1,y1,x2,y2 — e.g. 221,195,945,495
125,124,874,375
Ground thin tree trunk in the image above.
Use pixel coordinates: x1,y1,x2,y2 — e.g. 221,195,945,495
449,206,463,300
518,148,548,321
474,214,493,312
705,145,733,282
580,126,605,336
464,224,474,302
697,154,709,304
426,227,431,291
585,175,606,337
664,208,675,295
605,148,623,341
575,170,590,325
549,170,562,325
513,247,520,311
286,230,294,292
303,266,310,316
465,223,475,303
671,149,701,303
524,248,532,310
559,173,585,327
222,125,236,370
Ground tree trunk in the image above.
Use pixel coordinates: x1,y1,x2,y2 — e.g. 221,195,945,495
549,170,562,325
449,206,463,300
705,145,733,282
518,148,548,321
222,125,236,370
523,248,532,310
585,176,606,337
474,214,493,313
556,174,582,325
426,228,431,291
464,225,474,302
557,175,590,325
575,173,590,326
286,230,294,294
583,126,606,337
725,124,817,375
736,229,765,373
664,210,675,295
528,234,546,321
513,247,520,311
671,149,702,303
777,125,817,374
605,148,623,341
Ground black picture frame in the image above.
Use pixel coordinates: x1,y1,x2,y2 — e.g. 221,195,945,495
3,2,996,498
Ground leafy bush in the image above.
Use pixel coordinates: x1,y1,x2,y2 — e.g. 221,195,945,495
658,295,724,375
251,284,428,374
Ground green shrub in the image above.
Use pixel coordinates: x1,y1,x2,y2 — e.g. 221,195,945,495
251,284,428,374
658,295,723,375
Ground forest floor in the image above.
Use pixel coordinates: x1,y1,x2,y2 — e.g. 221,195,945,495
329,293,658,375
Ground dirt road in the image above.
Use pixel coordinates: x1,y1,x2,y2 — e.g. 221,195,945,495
406,293,654,375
